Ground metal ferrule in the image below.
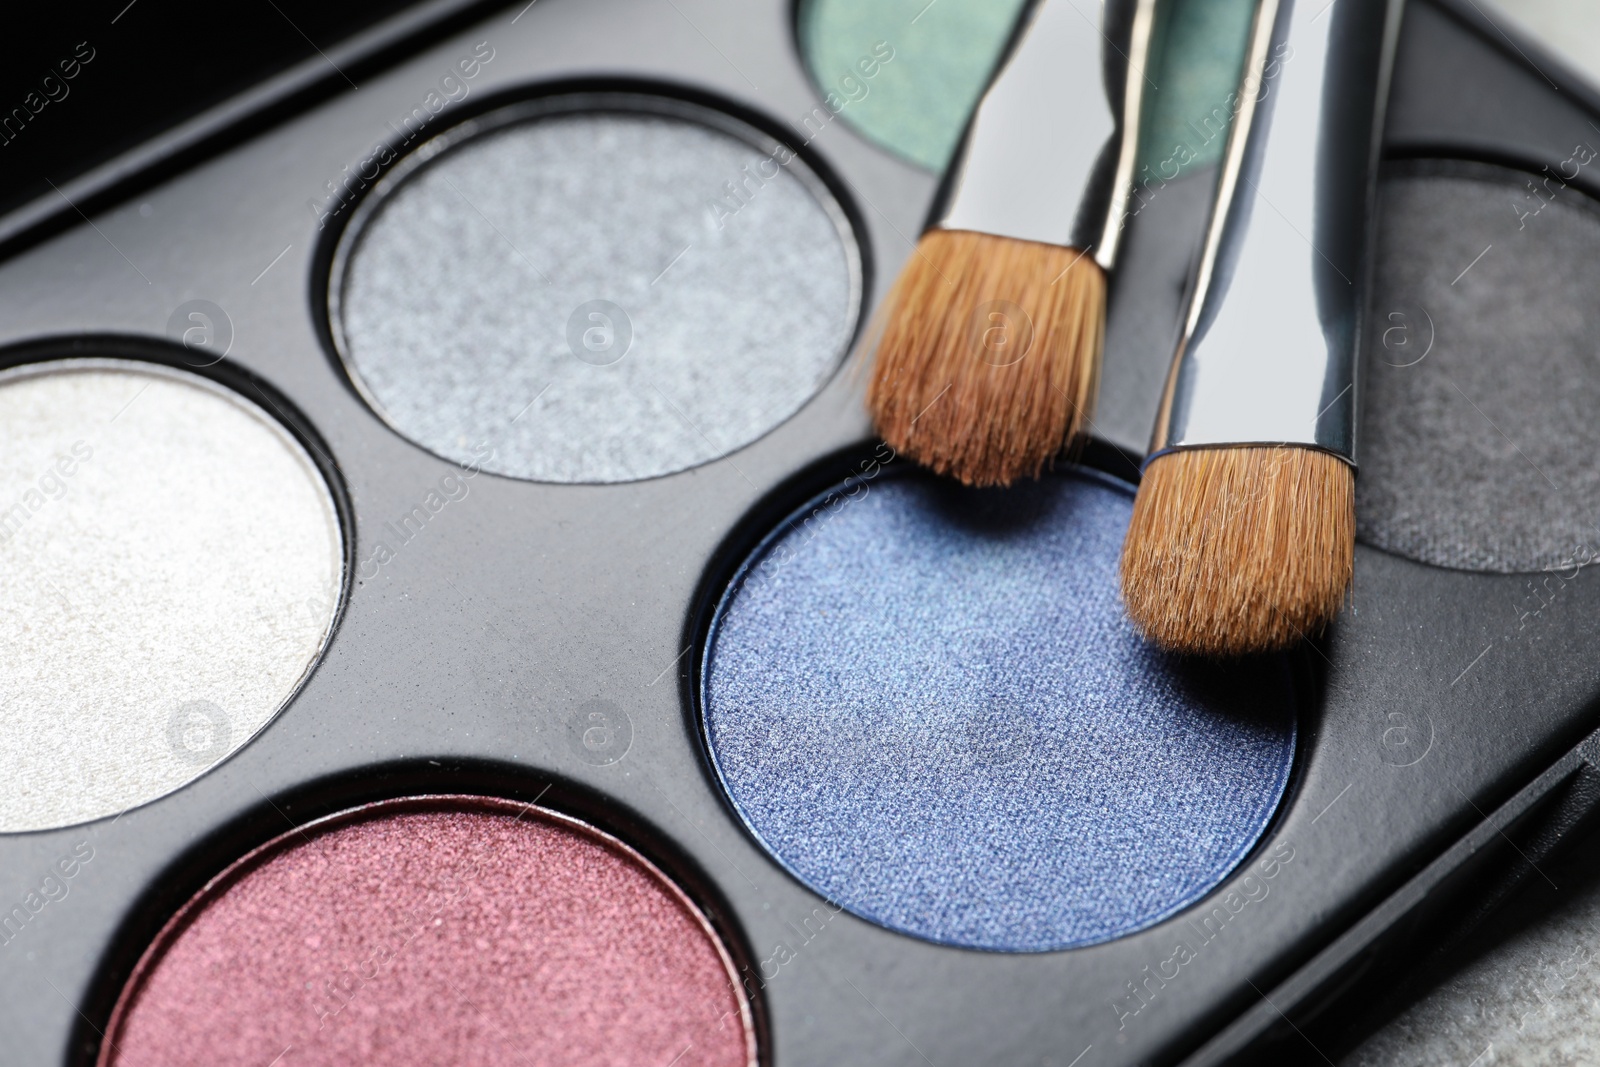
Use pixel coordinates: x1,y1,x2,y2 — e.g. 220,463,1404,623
1146,0,1404,465
927,0,1157,271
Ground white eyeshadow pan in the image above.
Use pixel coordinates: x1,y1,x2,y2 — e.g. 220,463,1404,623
0,359,343,832
330,95,862,484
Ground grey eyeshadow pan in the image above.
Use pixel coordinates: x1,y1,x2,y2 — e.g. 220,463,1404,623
331,96,862,484
1357,161,1600,573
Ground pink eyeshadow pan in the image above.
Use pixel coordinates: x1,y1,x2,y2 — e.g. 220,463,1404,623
99,796,757,1067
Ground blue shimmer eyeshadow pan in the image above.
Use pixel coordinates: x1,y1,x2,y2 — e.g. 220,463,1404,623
700,468,1297,952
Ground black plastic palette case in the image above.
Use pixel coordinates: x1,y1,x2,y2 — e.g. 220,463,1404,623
7,0,1600,1064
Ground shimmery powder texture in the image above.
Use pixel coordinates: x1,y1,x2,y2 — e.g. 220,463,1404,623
337,105,858,483
1358,164,1600,572
703,471,1296,951
0,361,341,832
798,0,1028,170
103,800,753,1067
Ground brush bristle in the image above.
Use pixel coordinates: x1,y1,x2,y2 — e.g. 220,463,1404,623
866,229,1104,488
1120,446,1355,656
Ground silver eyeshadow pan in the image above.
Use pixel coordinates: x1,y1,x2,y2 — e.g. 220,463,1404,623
329,94,863,484
0,359,343,832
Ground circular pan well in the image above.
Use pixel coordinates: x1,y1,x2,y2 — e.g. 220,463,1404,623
1358,158,1600,573
327,90,863,484
699,464,1298,951
97,795,758,1067
0,354,343,833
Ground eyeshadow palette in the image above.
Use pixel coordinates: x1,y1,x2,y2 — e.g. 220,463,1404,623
4,0,1600,1065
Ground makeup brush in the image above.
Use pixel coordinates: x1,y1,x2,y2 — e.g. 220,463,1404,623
866,0,1157,487
1120,0,1403,656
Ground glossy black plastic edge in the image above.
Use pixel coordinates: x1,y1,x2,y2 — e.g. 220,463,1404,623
67,760,772,1067
0,0,513,265
1286,753,1600,1062
306,75,877,471
1383,0,1600,205
1428,0,1600,122
1383,135,1600,205
678,436,1318,958
1191,727,1600,1066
